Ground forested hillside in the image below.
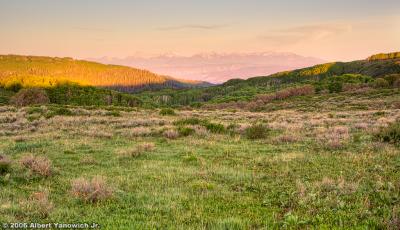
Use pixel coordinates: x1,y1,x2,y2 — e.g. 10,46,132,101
0,55,211,93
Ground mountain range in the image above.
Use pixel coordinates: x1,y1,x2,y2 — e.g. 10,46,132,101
88,52,325,83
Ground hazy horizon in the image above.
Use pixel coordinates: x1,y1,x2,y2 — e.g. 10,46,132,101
1,1,399,61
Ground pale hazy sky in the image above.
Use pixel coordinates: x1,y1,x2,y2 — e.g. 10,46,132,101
0,0,399,61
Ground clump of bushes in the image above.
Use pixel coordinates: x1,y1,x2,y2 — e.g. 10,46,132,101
374,78,390,88
174,117,202,126
159,108,176,116
20,154,52,177
383,74,400,87
245,124,270,139
10,88,50,106
44,107,74,118
375,122,400,145
178,127,195,137
0,154,11,174
203,122,225,134
71,176,113,203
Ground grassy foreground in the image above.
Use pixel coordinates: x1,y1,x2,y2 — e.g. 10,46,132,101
1,91,400,229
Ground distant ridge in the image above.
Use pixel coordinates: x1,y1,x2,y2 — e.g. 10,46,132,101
367,52,400,61
88,52,325,83
0,55,212,93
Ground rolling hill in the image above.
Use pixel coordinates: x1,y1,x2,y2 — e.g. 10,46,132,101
137,52,400,107
0,55,211,93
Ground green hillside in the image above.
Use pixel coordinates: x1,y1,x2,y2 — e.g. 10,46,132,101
0,55,210,93
137,52,400,107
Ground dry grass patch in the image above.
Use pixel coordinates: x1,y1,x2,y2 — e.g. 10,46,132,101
82,130,113,139
71,176,113,203
119,142,156,158
14,135,29,142
20,154,52,177
272,152,305,162
129,127,153,137
80,156,98,165
274,134,301,144
193,125,210,137
22,190,53,218
318,126,350,149
164,129,179,139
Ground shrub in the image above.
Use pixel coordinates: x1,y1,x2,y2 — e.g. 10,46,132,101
178,127,195,137
374,78,390,88
204,122,225,134
159,108,176,116
245,124,269,139
0,154,11,174
71,176,113,203
23,190,53,218
20,154,52,177
164,129,179,139
375,122,400,145
10,88,50,106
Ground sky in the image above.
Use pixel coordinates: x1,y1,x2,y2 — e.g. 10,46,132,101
0,0,399,61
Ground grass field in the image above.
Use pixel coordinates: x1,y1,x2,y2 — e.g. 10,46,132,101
1,90,400,229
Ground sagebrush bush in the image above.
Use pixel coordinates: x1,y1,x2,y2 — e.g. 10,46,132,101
23,190,53,218
0,154,11,174
245,124,269,139
20,154,52,177
375,122,400,145
159,108,176,116
10,88,50,106
71,176,113,203
164,129,179,139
